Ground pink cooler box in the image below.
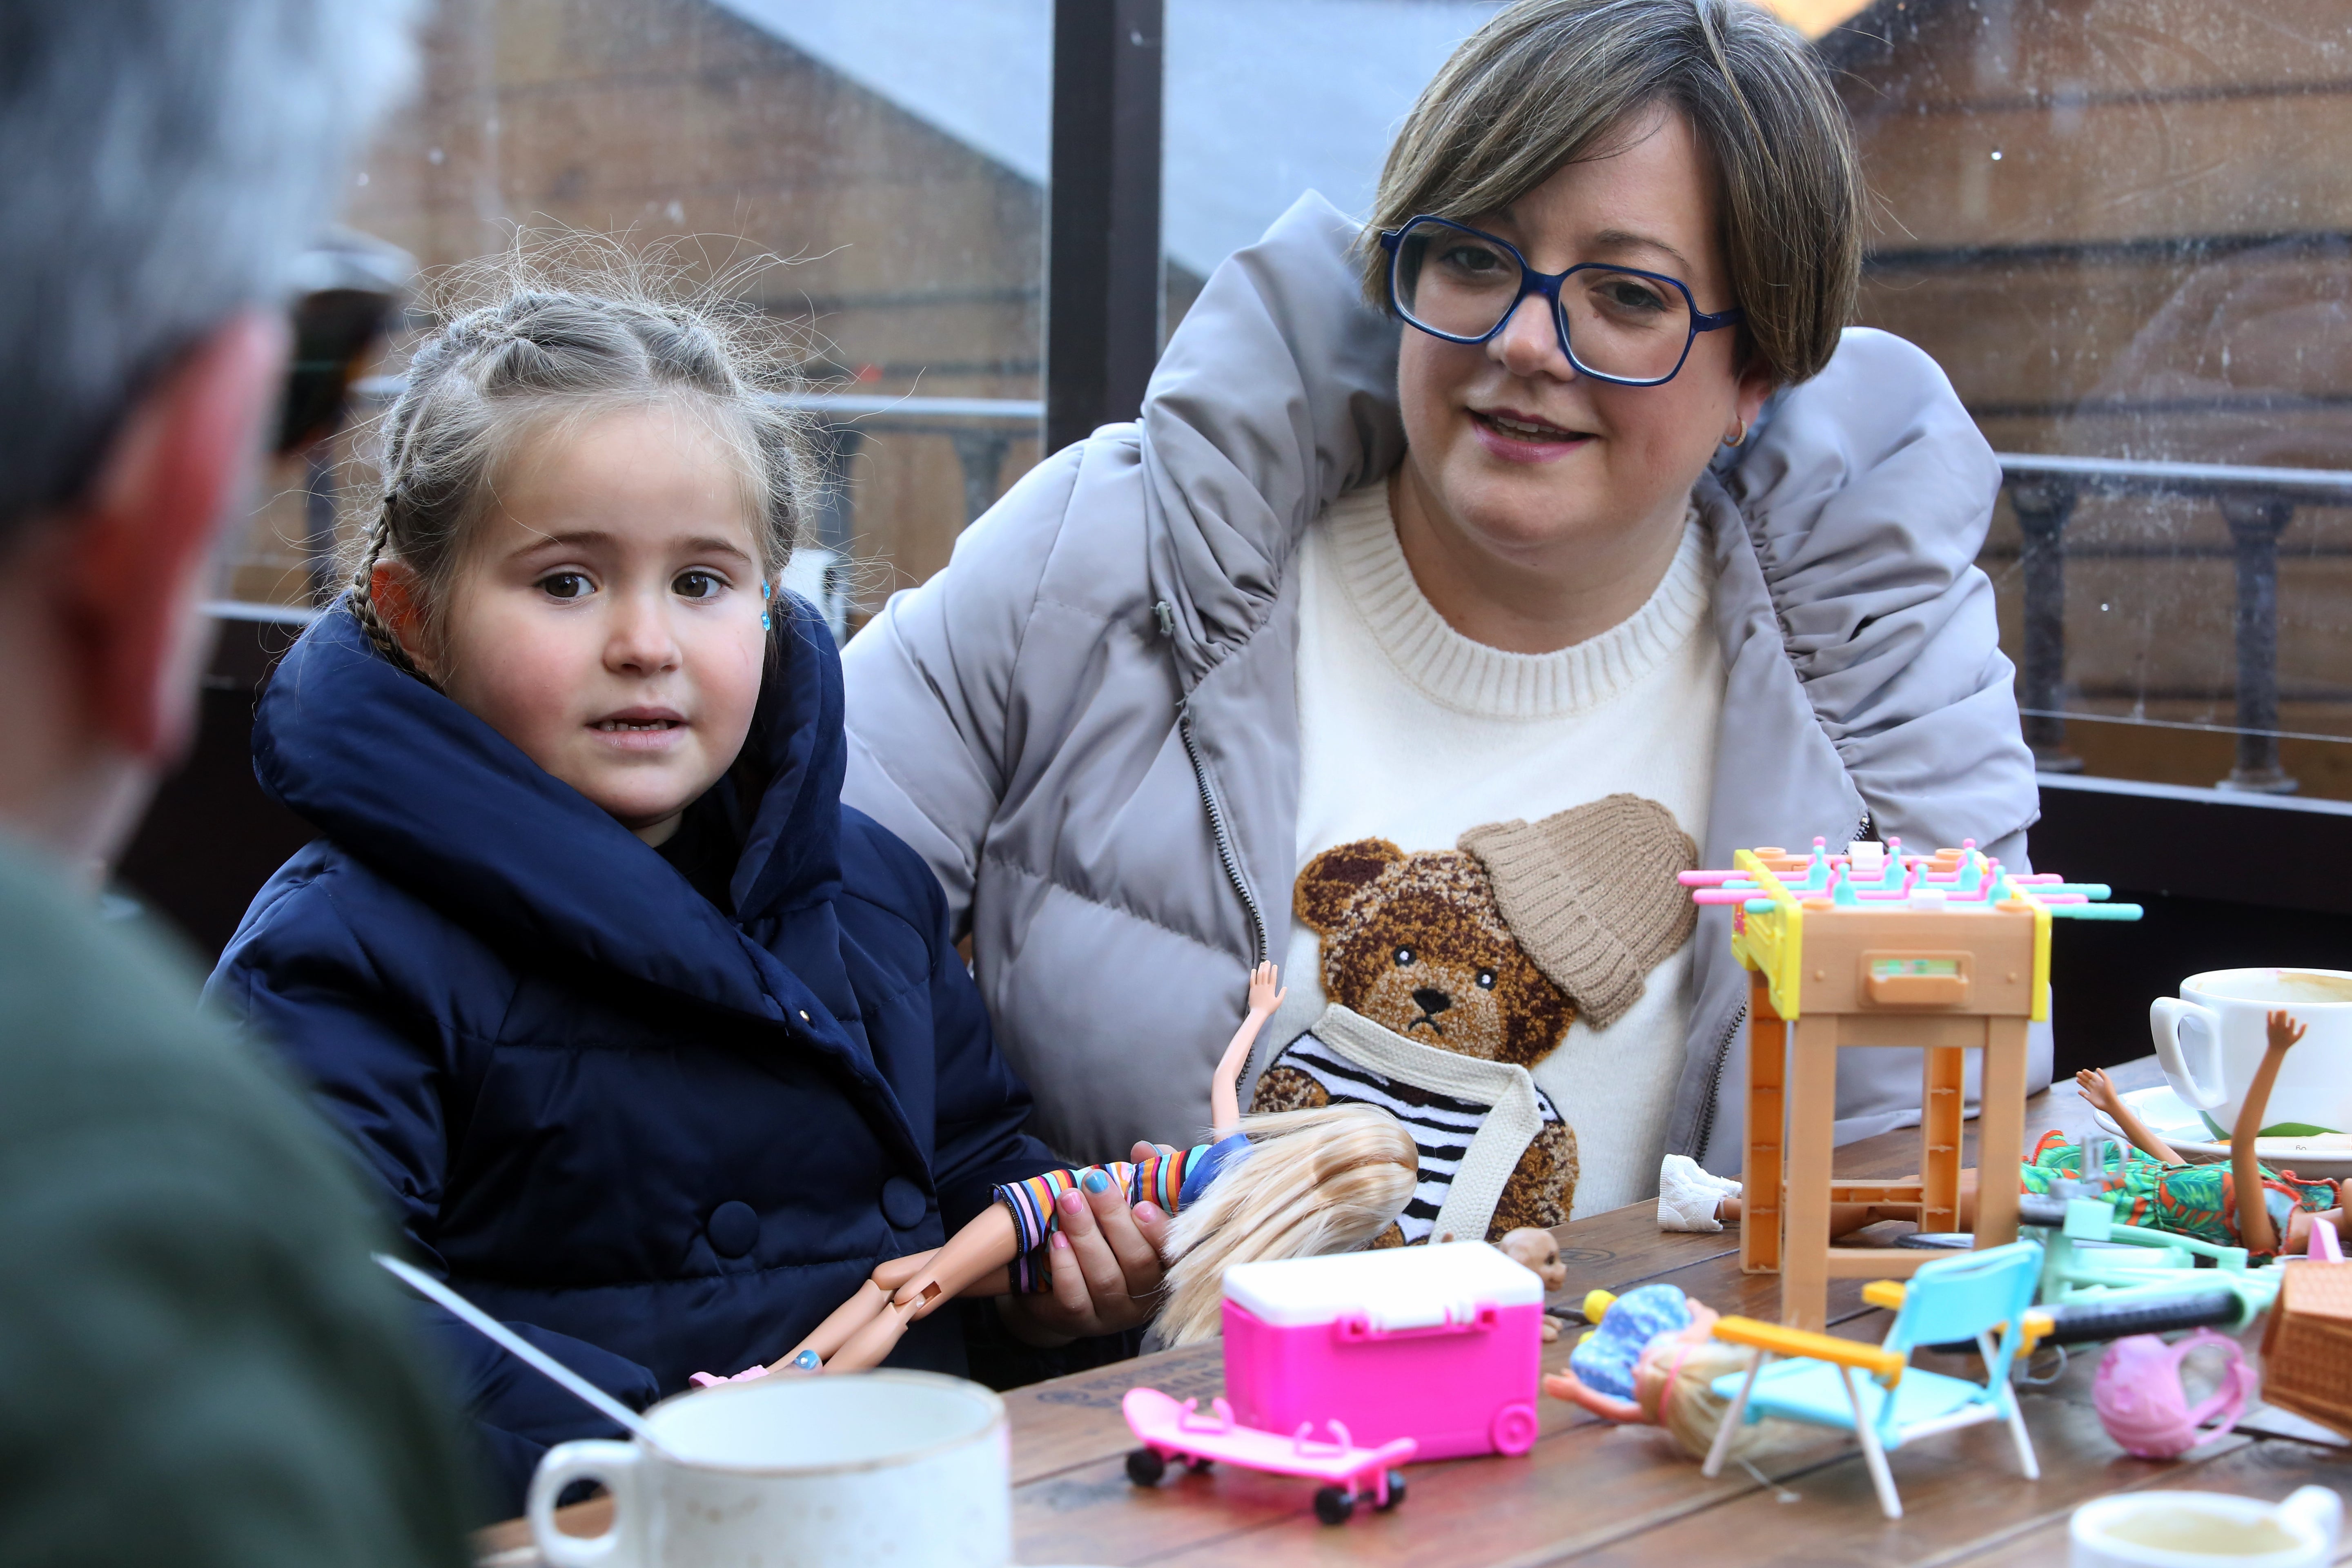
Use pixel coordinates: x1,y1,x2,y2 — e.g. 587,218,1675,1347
1220,1241,1545,1460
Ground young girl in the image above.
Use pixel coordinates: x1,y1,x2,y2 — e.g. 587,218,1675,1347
203,280,1165,1510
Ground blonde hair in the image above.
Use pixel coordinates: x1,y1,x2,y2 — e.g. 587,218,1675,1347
1364,0,1864,386
1640,1338,1816,1466
1155,1103,1419,1346
346,243,820,678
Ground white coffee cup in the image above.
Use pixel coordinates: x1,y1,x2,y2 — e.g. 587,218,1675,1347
528,1368,1010,1568
2149,968,2352,1136
2070,1485,2341,1568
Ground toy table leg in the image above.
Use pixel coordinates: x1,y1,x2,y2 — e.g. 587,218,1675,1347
1920,1045,1965,1234
1781,1015,1839,1332
1971,1017,2029,1250
1742,970,1785,1275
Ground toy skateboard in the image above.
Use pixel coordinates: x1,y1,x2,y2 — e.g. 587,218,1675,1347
1121,1386,1415,1524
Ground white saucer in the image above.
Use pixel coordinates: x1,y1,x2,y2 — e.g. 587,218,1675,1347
2091,1084,2352,1180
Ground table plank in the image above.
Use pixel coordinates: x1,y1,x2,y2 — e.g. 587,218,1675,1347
1932,1440,2352,1568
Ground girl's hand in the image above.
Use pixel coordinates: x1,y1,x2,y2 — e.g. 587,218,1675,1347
2269,1009,2308,1054
996,1179,1173,1346
1247,960,1286,1018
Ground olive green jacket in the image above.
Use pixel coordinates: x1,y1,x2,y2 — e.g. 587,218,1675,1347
0,838,476,1565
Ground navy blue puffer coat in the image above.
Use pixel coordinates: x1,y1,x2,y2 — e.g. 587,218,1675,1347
205,600,1060,1503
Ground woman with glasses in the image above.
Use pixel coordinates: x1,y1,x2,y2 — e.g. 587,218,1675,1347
840,0,2036,1237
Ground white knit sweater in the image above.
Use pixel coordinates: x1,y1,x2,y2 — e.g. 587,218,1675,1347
1267,481,1726,1217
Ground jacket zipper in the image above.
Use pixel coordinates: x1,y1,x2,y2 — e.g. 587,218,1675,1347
1688,1002,1745,1163
1178,701,1269,966
1686,806,1874,1161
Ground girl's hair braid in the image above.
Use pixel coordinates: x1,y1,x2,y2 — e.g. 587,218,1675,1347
347,492,428,679
341,242,821,678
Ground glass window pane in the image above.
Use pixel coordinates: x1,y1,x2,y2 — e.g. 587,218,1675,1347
225,0,1050,630
1824,0,2352,798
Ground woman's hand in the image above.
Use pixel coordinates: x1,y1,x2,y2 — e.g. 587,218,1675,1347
996,1156,1173,1346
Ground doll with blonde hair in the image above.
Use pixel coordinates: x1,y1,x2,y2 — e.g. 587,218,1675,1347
1544,1292,1813,1466
720,964,1421,1375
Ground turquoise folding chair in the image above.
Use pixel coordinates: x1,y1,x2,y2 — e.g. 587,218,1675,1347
1700,1239,2045,1520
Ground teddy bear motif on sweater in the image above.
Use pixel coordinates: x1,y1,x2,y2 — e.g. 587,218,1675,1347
1252,793,1698,1245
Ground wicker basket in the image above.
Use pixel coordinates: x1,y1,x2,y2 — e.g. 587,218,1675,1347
2261,1263,2352,1436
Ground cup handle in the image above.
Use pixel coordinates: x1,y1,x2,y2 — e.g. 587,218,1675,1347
2149,998,2228,1110
528,1440,641,1568
2278,1485,2342,1553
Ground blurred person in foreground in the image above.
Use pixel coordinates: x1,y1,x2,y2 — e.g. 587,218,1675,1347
0,2,475,1562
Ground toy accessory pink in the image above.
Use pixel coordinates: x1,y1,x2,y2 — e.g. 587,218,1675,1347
1218,1240,1544,1461
2093,1329,2254,1458
1121,1388,1414,1525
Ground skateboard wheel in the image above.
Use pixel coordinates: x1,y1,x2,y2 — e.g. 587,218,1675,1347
1185,1455,1214,1472
1491,1402,1539,1454
1313,1486,1356,1526
1375,1470,1406,1510
1125,1448,1167,1486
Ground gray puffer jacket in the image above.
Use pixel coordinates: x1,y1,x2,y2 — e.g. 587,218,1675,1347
841,194,2041,1173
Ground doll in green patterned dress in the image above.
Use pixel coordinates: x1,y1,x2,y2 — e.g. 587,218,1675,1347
1711,1010,2344,1258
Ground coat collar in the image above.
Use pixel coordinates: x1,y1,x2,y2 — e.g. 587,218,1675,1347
252,595,927,1170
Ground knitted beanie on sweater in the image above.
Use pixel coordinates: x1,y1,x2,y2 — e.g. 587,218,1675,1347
1457,794,1699,1030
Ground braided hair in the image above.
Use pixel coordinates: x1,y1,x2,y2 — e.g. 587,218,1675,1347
345,282,817,679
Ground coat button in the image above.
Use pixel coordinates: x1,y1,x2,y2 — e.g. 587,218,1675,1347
881,1176,929,1229
707,1200,760,1259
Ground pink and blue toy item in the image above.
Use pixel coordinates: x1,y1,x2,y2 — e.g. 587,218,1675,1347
1220,1241,1546,1460
1568,1283,1694,1401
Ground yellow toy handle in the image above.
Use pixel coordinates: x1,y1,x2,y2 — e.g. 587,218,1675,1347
1711,1314,1908,1388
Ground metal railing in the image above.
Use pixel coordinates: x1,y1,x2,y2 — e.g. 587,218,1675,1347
285,389,1043,637
1998,452,2352,795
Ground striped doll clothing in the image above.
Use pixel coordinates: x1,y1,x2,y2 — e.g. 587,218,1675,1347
1265,1031,1565,1245
996,1146,1201,1293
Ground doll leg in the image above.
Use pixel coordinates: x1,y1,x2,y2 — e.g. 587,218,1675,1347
824,1295,920,1372
1722,1170,1978,1237
871,1249,940,1294
888,1204,1024,1322
771,1278,892,1372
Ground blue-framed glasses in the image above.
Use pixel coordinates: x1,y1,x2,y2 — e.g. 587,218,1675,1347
1380,215,1744,388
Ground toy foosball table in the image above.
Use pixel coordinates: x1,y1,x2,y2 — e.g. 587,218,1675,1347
1684,839,2140,1331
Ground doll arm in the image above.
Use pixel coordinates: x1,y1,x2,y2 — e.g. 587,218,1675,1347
1542,1366,1646,1424
2232,1010,2306,1253
1211,962,1287,1136
2076,1067,2183,1166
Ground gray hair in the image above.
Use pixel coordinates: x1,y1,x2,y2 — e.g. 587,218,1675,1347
0,0,421,537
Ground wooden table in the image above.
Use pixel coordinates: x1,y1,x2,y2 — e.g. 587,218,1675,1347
482,1059,2352,1566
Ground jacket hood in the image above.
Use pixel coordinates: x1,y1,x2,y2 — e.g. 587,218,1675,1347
253,595,860,1029
1139,191,1407,688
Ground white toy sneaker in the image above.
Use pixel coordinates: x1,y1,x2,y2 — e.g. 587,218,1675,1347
1657,1154,1741,1233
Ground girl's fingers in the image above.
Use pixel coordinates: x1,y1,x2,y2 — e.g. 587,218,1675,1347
1055,1186,1138,1325
1081,1174,1163,1292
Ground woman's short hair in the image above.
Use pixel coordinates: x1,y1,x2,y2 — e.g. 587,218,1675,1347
1364,0,1864,386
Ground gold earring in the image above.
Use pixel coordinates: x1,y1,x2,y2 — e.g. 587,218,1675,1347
1721,416,1748,448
